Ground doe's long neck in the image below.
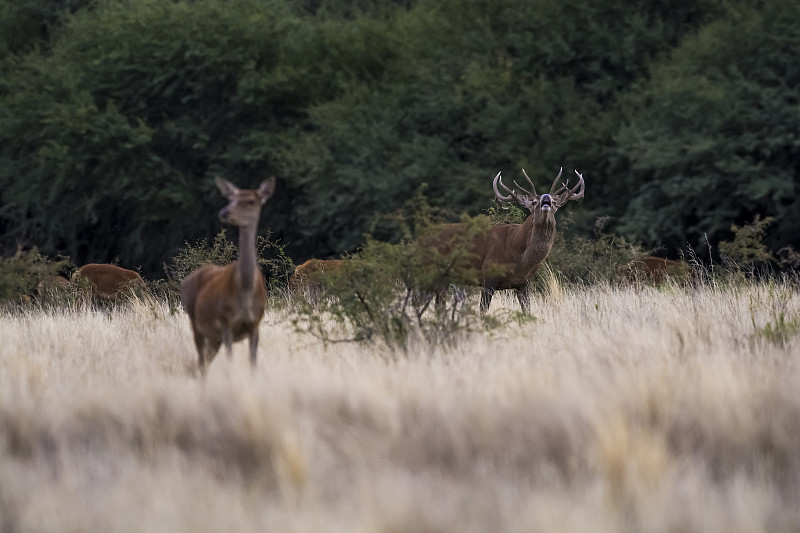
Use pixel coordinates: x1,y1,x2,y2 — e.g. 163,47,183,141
236,221,259,289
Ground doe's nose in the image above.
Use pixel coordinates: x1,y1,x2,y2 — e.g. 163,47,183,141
219,207,230,221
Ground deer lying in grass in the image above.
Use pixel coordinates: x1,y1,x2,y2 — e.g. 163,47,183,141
434,167,584,314
180,177,276,374
617,256,689,284
74,264,145,298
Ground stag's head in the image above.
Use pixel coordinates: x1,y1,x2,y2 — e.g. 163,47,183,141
216,176,277,227
493,167,584,221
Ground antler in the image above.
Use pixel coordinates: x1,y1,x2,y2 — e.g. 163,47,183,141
514,169,538,197
547,167,564,196
492,172,511,202
552,170,585,207
493,171,534,210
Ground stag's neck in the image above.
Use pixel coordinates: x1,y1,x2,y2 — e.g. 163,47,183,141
519,213,557,268
235,223,259,290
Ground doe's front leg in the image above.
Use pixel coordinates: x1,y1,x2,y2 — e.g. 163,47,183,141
248,328,259,368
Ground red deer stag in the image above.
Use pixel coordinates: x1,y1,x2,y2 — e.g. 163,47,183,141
180,177,276,374
74,264,145,298
435,167,584,314
617,256,689,284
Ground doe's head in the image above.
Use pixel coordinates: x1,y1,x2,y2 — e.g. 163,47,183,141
216,176,276,227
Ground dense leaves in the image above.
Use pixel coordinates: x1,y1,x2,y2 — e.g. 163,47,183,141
0,0,797,275
616,1,800,254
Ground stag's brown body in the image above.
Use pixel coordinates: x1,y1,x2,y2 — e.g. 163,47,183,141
74,264,144,297
435,168,584,314
180,177,276,374
289,259,345,291
618,256,689,284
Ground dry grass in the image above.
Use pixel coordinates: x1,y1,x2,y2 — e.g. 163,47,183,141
1,281,799,532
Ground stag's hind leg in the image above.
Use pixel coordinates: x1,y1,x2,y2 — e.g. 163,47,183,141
515,286,530,314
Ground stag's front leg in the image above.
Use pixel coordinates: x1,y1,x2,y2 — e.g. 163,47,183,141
248,327,259,368
515,286,530,314
221,328,234,360
194,333,208,377
480,284,495,315
200,339,221,377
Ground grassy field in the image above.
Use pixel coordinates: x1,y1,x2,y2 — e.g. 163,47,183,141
1,280,799,532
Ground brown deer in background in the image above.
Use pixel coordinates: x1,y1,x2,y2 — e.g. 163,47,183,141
288,258,346,299
434,167,584,314
180,177,276,375
73,263,145,298
617,256,689,284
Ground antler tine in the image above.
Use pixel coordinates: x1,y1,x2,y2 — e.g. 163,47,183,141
569,170,585,200
548,167,564,195
513,169,537,197
552,169,585,207
492,171,513,203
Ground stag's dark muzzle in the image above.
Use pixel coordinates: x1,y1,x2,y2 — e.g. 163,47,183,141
540,193,553,211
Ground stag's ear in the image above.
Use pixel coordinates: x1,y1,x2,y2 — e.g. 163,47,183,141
257,176,277,205
215,177,239,199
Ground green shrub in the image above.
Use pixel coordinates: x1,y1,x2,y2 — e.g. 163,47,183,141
750,282,800,346
545,216,645,285
291,235,482,353
719,215,774,269
167,229,294,299
292,194,507,353
753,311,800,347
0,248,74,305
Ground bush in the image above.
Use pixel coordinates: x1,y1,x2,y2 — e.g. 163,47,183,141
539,216,645,285
291,232,485,354
167,229,294,299
292,193,532,353
0,248,74,305
719,215,774,270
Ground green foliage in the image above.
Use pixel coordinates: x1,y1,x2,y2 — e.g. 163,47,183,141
616,0,800,257
484,201,526,226
168,229,294,296
545,216,644,284
292,197,499,352
169,230,237,282
1,0,797,277
753,311,800,347
776,246,800,271
0,248,73,304
0,0,94,57
0,0,316,272
750,283,800,347
718,215,774,268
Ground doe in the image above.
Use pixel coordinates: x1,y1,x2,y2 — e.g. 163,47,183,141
180,177,276,375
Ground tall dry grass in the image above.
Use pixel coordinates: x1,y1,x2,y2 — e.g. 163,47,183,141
0,281,799,532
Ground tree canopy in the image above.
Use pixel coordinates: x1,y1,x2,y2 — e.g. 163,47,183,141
1,0,797,275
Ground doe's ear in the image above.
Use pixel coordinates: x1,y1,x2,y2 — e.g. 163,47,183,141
258,176,277,204
215,177,239,199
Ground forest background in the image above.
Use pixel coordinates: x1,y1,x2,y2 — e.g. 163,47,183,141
1,0,798,277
